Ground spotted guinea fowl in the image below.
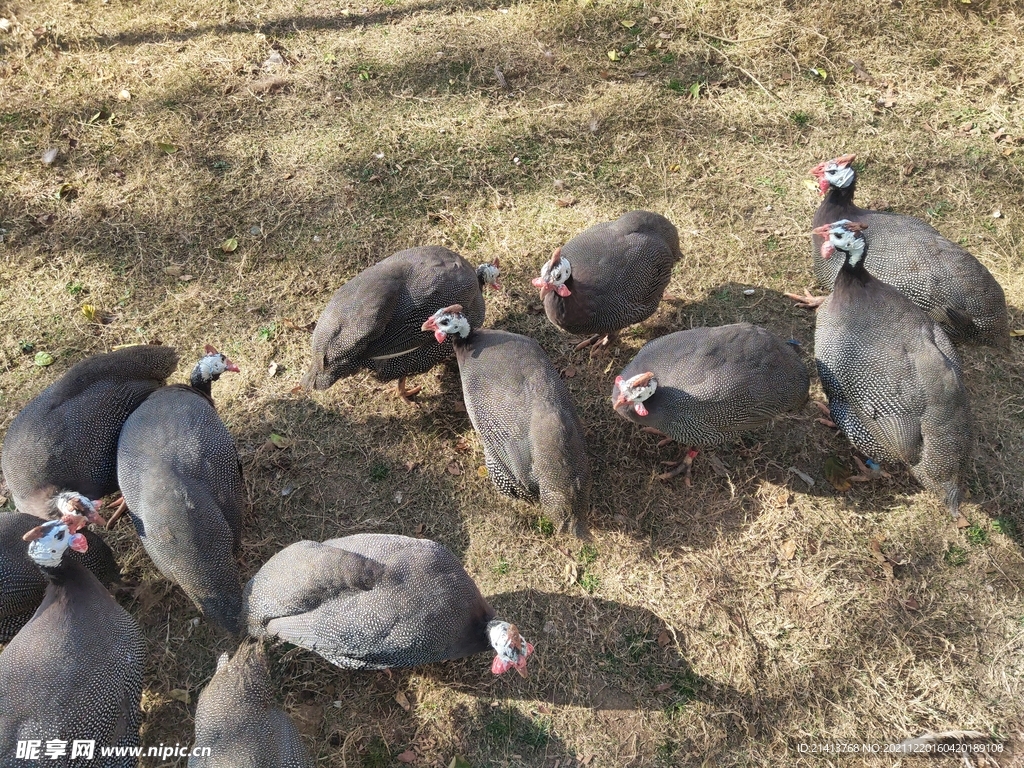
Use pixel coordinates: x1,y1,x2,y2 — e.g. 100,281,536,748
786,153,1009,347
301,247,500,401
1,344,178,522
813,220,972,516
422,305,591,536
190,642,312,768
0,511,121,642
116,347,245,633
242,534,533,676
611,323,809,484
0,515,145,765
532,211,681,350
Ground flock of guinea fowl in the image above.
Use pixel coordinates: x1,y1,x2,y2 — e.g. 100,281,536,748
0,153,1011,766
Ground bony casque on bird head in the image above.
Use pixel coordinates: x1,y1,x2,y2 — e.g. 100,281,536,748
613,372,657,417
810,153,856,195
54,490,107,527
812,219,869,265
421,305,472,344
22,513,91,567
476,259,502,291
531,248,572,299
487,620,534,678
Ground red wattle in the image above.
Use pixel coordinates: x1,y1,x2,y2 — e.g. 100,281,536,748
635,403,648,417
555,284,571,297
434,330,447,344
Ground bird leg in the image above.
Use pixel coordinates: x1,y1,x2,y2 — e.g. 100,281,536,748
104,495,130,529
813,400,836,428
396,376,422,403
573,331,618,354
641,426,675,448
657,448,699,486
849,455,891,483
784,288,827,310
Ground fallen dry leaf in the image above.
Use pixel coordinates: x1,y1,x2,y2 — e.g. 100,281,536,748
395,690,411,711
563,561,578,586
168,688,190,704
163,264,183,276
414,522,425,535
220,237,238,253
269,433,292,450
396,750,417,764
446,462,462,476
654,682,672,693
657,629,671,647
780,539,797,560
955,515,970,529
562,365,577,378
454,438,471,452
824,456,852,492
904,596,920,611
869,537,894,581
448,757,471,768
477,465,488,477
267,361,279,377
405,461,418,472
555,196,577,208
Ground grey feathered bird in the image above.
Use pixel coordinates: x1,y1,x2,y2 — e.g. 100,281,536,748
422,305,591,536
532,211,681,350
1,344,178,522
612,323,809,483
0,515,145,766
813,220,972,516
302,247,499,401
190,643,313,768
0,511,121,642
787,154,1009,347
242,534,533,676
117,347,245,633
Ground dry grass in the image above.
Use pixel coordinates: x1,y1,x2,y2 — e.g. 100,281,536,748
2,0,1024,765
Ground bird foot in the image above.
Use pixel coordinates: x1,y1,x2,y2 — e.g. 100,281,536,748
397,377,422,404
785,289,827,310
104,496,130,529
573,332,617,354
812,401,837,428
657,448,698,486
849,456,890,482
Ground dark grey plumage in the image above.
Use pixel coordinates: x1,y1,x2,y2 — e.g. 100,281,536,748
190,643,312,768
0,512,121,642
301,246,490,391
612,323,810,444
0,520,145,767
242,534,531,675
809,155,1008,346
422,310,590,536
813,221,972,516
535,211,680,337
1,345,178,519
116,354,245,633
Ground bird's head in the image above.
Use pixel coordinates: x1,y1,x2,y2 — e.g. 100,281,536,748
191,345,241,387
421,305,471,344
487,621,534,678
613,372,657,417
54,491,107,527
531,248,572,299
810,153,856,195
22,515,90,568
477,258,502,291
811,219,868,268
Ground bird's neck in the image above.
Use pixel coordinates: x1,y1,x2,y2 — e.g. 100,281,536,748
190,366,214,396
824,179,856,209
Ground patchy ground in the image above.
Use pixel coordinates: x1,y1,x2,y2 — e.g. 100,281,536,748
2,0,1023,765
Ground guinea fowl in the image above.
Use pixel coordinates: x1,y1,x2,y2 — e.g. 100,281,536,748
532,211,681,350
422,305,591,536
190,642,313,768
812,220,972,516
787,153,1009,347
1,344,178,522
242,534,533,676
0,515,145,765
0,511,121,642
301,247,500,401
116,347,245,633
611,323,809,484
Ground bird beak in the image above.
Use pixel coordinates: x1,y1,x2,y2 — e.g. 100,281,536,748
224,356,241,373
421,317,439,332
811,223,833,238
531,277,552,298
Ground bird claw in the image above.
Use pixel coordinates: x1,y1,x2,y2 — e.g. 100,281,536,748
397,378,422,404
785,289,827,310
656,449,696,485
852,456,890,480
104,496,129,529
812,401,836,428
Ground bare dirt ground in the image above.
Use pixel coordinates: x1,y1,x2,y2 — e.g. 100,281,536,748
2,0,1023,765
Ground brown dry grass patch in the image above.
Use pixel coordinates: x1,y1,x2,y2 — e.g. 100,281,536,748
2,0,1024,765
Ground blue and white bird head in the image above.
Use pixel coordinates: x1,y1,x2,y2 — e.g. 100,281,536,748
812,219,868,268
